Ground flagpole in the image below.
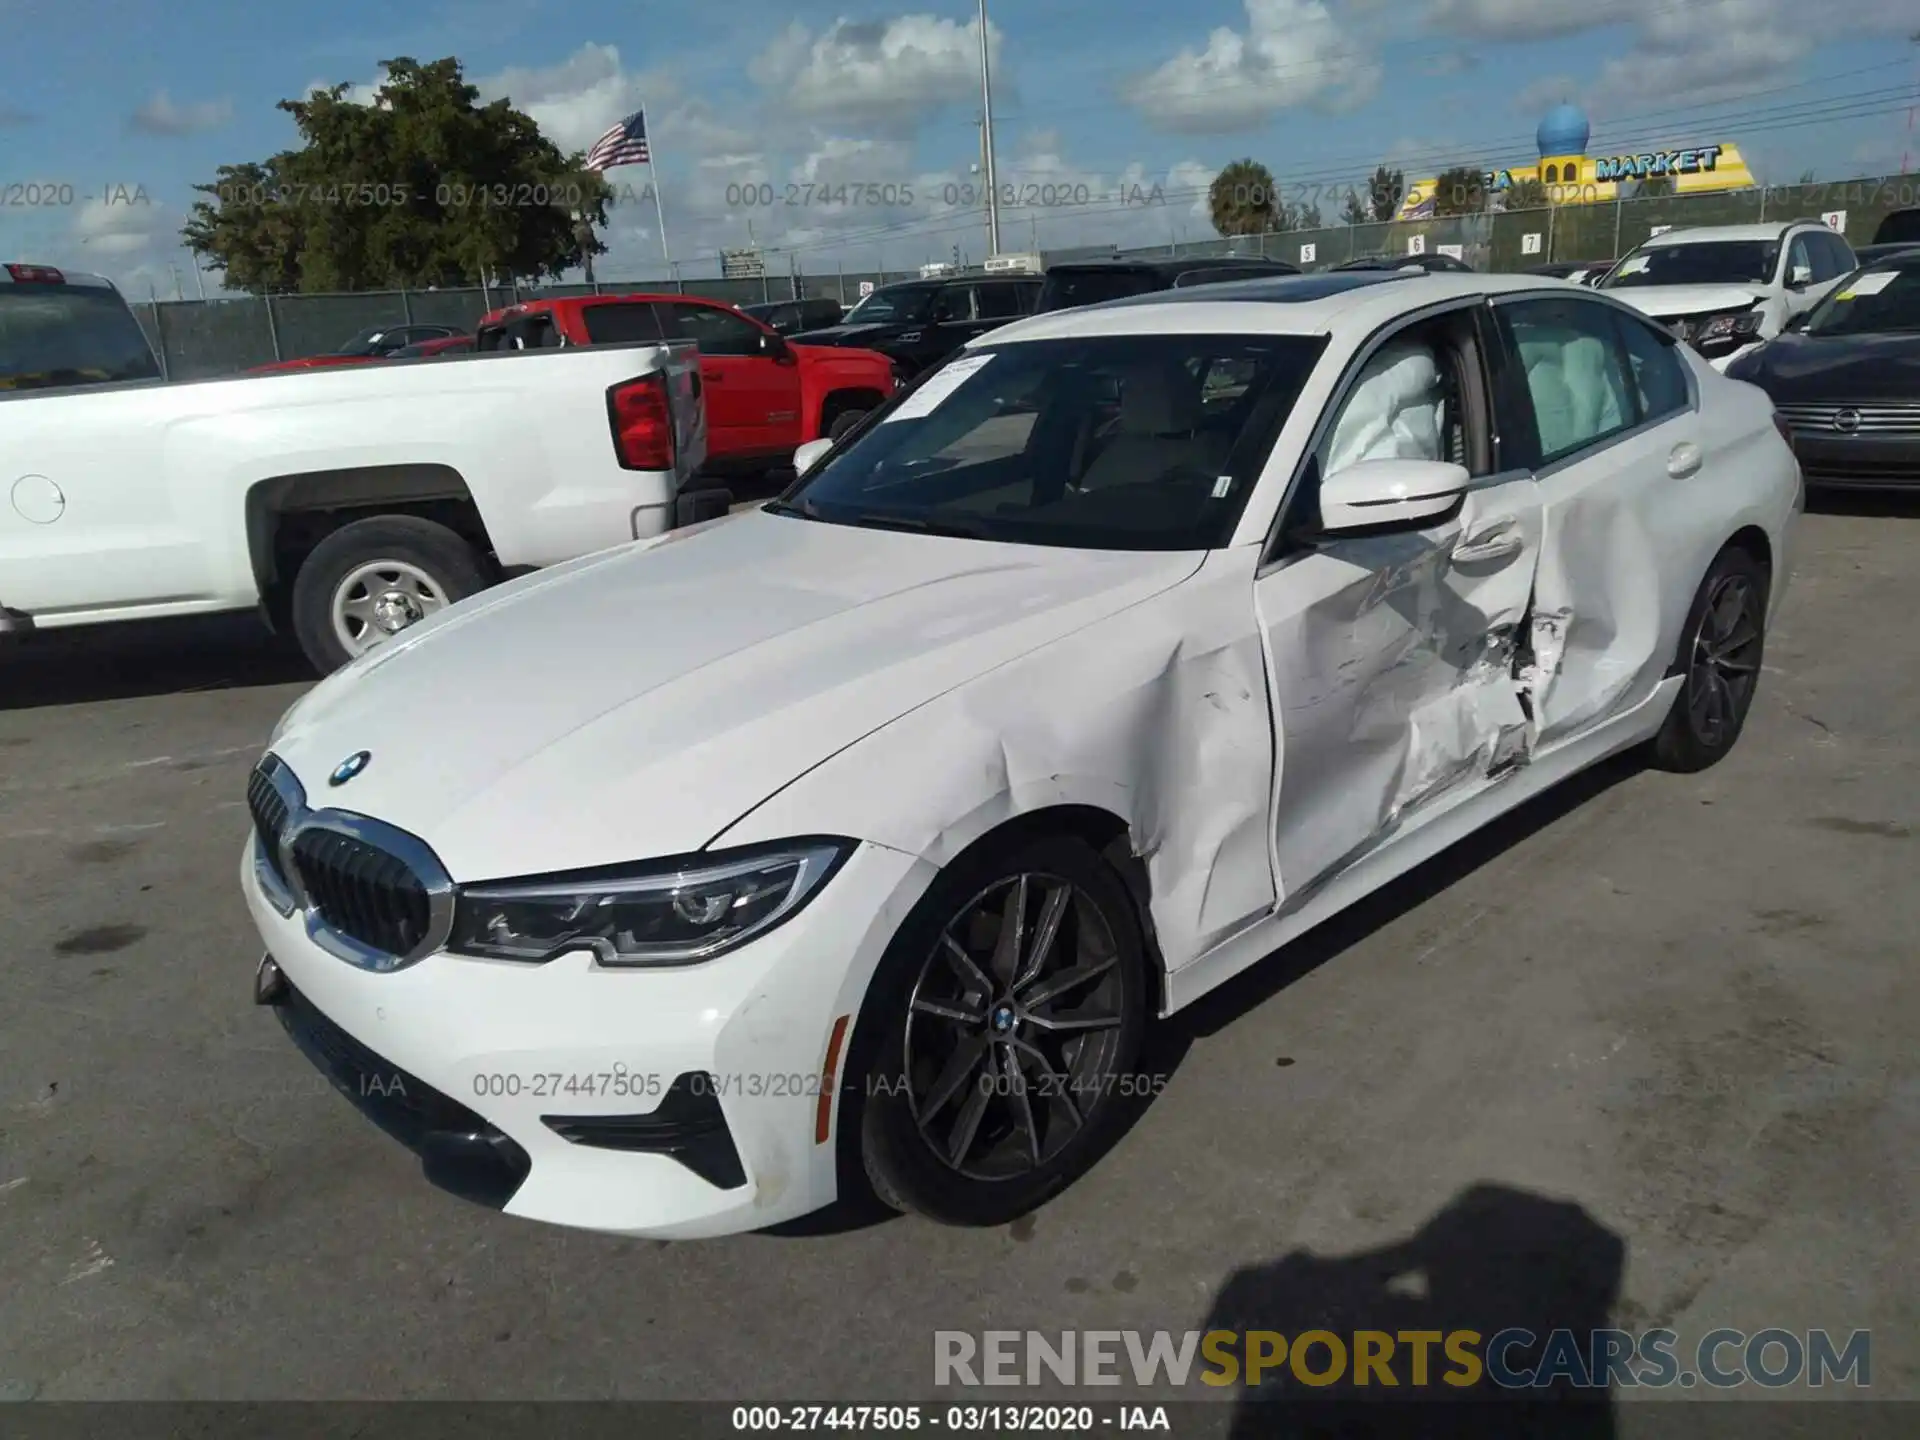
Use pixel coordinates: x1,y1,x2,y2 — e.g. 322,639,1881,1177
642,103,673,271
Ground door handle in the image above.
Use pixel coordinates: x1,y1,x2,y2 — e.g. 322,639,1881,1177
1668,442,1702,479
704,373,724,381
1452,528,1523,565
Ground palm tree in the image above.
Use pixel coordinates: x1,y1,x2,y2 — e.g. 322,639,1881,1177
1209,159,1281,236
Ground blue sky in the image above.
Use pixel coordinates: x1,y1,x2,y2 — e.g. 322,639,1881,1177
2,0,1915,294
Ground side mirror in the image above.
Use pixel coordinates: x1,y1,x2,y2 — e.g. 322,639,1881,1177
793,437,835,477
760,330,794,362
1789,263,1813,287
1320,459,1470,535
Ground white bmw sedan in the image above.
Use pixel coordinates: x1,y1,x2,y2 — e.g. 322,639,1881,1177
243,271,1800,1239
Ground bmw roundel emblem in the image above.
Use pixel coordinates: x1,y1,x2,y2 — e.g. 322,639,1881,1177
329,751,371,787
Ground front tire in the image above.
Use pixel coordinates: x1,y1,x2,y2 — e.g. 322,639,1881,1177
290,515,489,674
827,406,870,441
855,834,1149,1227
1650,544,1769,773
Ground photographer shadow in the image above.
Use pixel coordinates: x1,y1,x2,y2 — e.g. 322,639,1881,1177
1203,1182,1624,1439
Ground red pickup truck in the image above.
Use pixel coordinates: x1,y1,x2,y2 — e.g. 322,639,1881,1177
475,293,896,474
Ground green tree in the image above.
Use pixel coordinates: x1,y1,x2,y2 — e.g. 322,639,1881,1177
1366,164,1406,223
1505,177,1549,210
182,56,612,293
1340,186,1372,225
1286,200,1324,231
1209,159,1281,237
1432,165,1487,217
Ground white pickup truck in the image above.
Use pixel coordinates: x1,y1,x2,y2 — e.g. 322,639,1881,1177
0,263,711,672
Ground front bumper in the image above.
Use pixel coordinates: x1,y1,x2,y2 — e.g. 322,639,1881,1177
242,834,928,1239
1788,433,1920,489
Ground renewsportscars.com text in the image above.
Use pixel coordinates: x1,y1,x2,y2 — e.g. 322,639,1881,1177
934,1328,1870,1390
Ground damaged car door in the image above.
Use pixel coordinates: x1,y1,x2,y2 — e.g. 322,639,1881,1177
1254,300,1543,905
1490,292,1701,747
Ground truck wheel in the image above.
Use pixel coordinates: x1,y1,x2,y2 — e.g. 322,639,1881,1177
828,407,870,441
290,515,489,673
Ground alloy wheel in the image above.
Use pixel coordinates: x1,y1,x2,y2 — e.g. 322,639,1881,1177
902,872,1129,1182
1685,572,1762,748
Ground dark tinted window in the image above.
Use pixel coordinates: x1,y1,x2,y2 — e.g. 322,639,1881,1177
1036,268,1161,311
656,303,762,356
776,333,1326,552
476,314,558,350
1602,240,1780,288
1875,209,1920,244
972,282,1029,319
1613,312,1690,422
582,302,665,344
843,284,938,324
0,284,162,389
1815,232,1856,280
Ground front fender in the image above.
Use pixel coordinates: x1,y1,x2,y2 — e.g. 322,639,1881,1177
713,548,1279,975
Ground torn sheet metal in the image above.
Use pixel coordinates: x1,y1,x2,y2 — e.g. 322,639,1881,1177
1255,469,1542,905
717,548,1280,971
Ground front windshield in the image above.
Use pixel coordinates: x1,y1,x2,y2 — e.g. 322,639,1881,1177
843,285,937,325
1804,261,1920,336
773,332,1328,552
1037,269,1159,310
1602,240,1779,288
334,325,387,355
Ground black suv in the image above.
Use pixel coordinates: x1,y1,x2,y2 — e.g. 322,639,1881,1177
1034,256,1300,313
1857,207,1920,265
790,274,1040,378
1333,252,1475,274
739,295,844,334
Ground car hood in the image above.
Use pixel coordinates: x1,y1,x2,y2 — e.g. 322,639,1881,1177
268,510,1201,880
1737,330,1920,400
1605,284,1767,319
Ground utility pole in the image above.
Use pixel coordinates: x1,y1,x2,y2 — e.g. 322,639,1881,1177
977,0,1001,257
1903,31,1920,174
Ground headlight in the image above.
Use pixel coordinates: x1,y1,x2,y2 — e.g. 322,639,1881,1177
1688,308,1764,353
447,840,852,966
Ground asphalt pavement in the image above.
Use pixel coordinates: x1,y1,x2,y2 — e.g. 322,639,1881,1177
0,495,1914,1411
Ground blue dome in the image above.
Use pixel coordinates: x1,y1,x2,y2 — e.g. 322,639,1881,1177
1536,103,1590,158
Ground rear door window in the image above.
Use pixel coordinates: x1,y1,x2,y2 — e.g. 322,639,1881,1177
582,302,665,344
973,283,1028,320
656,302,766,356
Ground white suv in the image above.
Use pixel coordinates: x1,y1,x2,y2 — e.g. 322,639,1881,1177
1597,221,1857,370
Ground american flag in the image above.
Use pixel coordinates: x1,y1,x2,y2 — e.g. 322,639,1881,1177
586,110,651,171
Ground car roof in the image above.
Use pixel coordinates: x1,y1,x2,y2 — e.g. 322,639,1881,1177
1639,222,1815,247
1047,256,1295,275
980,270,1587,346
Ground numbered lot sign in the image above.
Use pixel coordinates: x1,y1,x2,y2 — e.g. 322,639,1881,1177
1299,242,1317,264
1407,234,1427,255
1521,232,1543,255
1822,210,1846,232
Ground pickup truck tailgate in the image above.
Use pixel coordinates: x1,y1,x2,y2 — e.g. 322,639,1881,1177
660,339,708,483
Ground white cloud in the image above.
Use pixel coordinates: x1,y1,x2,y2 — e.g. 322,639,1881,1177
476,44,756,159
749,14,1000,127
1514,74,1582,115
1122,0,1380,135
128,91,232,136
1425,0,1602,41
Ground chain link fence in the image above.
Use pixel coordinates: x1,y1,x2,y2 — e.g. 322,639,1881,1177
127,176,1920,381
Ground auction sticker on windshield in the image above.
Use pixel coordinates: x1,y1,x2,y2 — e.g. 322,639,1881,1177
1835,271,1898,300
885,353,996,423
1617,255,1650,275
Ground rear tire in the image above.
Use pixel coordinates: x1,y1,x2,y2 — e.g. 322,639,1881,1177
854,834,1149,1227
289,515,489,674
1650,545,1769,773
